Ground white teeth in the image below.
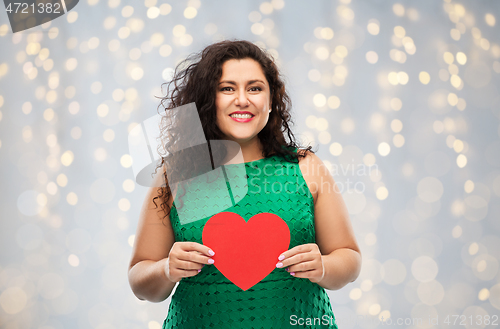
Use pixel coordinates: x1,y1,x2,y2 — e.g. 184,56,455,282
230,113,253,119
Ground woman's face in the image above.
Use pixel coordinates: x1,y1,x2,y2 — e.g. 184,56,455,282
215,58,272,146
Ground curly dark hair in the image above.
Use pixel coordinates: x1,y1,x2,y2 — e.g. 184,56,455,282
153,39,314,226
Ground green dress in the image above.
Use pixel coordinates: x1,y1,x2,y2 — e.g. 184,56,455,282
162,147,338,329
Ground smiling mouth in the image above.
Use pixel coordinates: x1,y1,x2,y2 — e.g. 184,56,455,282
229,113,254,119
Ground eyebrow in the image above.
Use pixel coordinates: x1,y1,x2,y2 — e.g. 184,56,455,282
218,79,266,85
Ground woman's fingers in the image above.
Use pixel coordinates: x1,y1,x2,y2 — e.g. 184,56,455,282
178,241,215,258
166,241,216,282
285,260,319,273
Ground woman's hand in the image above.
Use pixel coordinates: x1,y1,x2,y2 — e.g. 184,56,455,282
164,241,215,283
275,243,325,283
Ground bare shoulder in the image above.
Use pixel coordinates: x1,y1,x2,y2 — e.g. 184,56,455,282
297,148,328,175
296,149,328,204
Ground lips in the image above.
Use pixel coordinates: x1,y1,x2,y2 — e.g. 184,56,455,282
229,111,254,116
229,111,254,122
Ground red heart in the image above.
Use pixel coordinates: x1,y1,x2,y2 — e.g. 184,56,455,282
202,212,291,291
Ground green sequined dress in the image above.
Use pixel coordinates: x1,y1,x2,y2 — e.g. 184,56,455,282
162,147,338,329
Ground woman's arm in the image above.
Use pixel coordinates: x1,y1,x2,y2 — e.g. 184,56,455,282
299,150,362,291
128,177,177,303
284,152,361,290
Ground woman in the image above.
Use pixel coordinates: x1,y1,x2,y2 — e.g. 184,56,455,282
128,40,361,328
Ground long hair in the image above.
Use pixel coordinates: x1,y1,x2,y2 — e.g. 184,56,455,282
153,39,313,226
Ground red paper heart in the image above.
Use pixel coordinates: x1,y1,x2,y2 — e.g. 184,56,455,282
202,212,291,291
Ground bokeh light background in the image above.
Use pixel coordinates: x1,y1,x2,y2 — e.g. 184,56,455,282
1,0,500,328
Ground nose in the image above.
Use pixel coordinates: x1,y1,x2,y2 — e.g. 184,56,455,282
234,89,249,107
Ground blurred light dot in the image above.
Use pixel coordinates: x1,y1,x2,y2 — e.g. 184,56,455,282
44,108,55,121
121,154,133,168
67,11,78,23
68,101,80,115
361,280,373,291
103,129,115,142
94,148,107,161
452,225,462,238
248,11,261,22
17,190,43,216
365,233,377,246
417,280,444,305
117,216,129,230
160,3,172,15
447,93,458,106
335,45,348,58
184,7,197,19
128,234,135,247
397,71,409,84
390,98,402,111
367,21,380,35
378,142,390,156
308,69,321,82
340,117,355,134
478,288,489,301
315,118,328,131
147,6,160,19
457,98,466,111
315,46,329,60
251,23,265,35
391,119,403,133
443,52,454,64
57,174,68,187
260,2,273,15
67,192,78,205
453,139,464,152
327,96,340,109
329,142,343,156
122,5,134,17
313,93,326,107
349,288,362,300
171,25,185,38
394,26,406,38
22,102,32,114
366,51,378,64
159,44,172,57
46,182,58,195
321,27,334,39
122,178,136,194
450,29,461,41
393,3,405,17
485,13,496,27
103,16,116,30
97,104,109,117
456,52,467,65
61,151,74,166
318,131,331,144
457,154,467,168
119,198,131,211
417,177,443,203
412,256,438,282
0,287,27,314
369,304,381,316
383,259,406,285
68,254,80,267
393,134,405,148
376,186,389,200
36,193,47,206
419,71,430,84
